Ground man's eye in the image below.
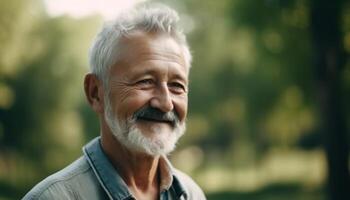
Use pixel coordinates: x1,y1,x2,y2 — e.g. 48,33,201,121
137,79,154,85
169,82,186,92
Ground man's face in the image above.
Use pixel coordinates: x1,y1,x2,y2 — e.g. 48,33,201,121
104,31,189,156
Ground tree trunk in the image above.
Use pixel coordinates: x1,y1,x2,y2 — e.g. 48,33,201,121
310,0,349,199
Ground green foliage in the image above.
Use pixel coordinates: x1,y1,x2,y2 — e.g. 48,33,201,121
0,1,102,197
207,183,325,200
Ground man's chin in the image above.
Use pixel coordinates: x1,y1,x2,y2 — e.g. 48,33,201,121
134,120,174,136
106,115,185,156
114,125,177,156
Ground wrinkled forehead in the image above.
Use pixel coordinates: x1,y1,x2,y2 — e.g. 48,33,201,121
116,31,188,70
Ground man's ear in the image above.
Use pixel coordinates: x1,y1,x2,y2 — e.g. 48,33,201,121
84,73,104,114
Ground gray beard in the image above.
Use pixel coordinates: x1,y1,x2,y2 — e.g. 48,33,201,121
104,97,186,156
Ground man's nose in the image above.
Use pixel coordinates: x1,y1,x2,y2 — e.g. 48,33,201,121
150,83,174,112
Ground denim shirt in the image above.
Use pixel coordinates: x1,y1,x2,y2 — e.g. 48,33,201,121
22,137,206,200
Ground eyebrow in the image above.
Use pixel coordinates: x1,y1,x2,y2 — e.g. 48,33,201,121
171,74,188,84
132,68,188,84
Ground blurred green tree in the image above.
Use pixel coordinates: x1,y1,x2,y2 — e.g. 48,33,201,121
0,0,101,198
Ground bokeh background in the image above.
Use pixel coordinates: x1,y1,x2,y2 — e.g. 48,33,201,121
0,0,350,199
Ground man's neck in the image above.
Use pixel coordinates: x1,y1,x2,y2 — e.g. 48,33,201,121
100,130,160,199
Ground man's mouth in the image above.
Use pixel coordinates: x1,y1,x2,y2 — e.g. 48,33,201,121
133,107,179,127
137,116,173,125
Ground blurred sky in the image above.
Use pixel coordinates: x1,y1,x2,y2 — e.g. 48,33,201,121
44,0,146,19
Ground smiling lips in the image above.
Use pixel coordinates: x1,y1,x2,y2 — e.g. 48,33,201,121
136,116,174,125
133,106,179,127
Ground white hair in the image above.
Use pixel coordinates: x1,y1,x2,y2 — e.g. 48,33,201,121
89,3,192,88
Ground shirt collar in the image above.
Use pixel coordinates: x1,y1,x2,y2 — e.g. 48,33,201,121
159,155,176,191
83,137,132,200
83,137,187,200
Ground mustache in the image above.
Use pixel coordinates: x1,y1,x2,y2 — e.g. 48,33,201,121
133,106,180,126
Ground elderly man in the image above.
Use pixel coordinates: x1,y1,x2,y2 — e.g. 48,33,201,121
23,4,206,200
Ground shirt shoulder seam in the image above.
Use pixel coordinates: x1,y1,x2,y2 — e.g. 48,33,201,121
33,160,92,199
